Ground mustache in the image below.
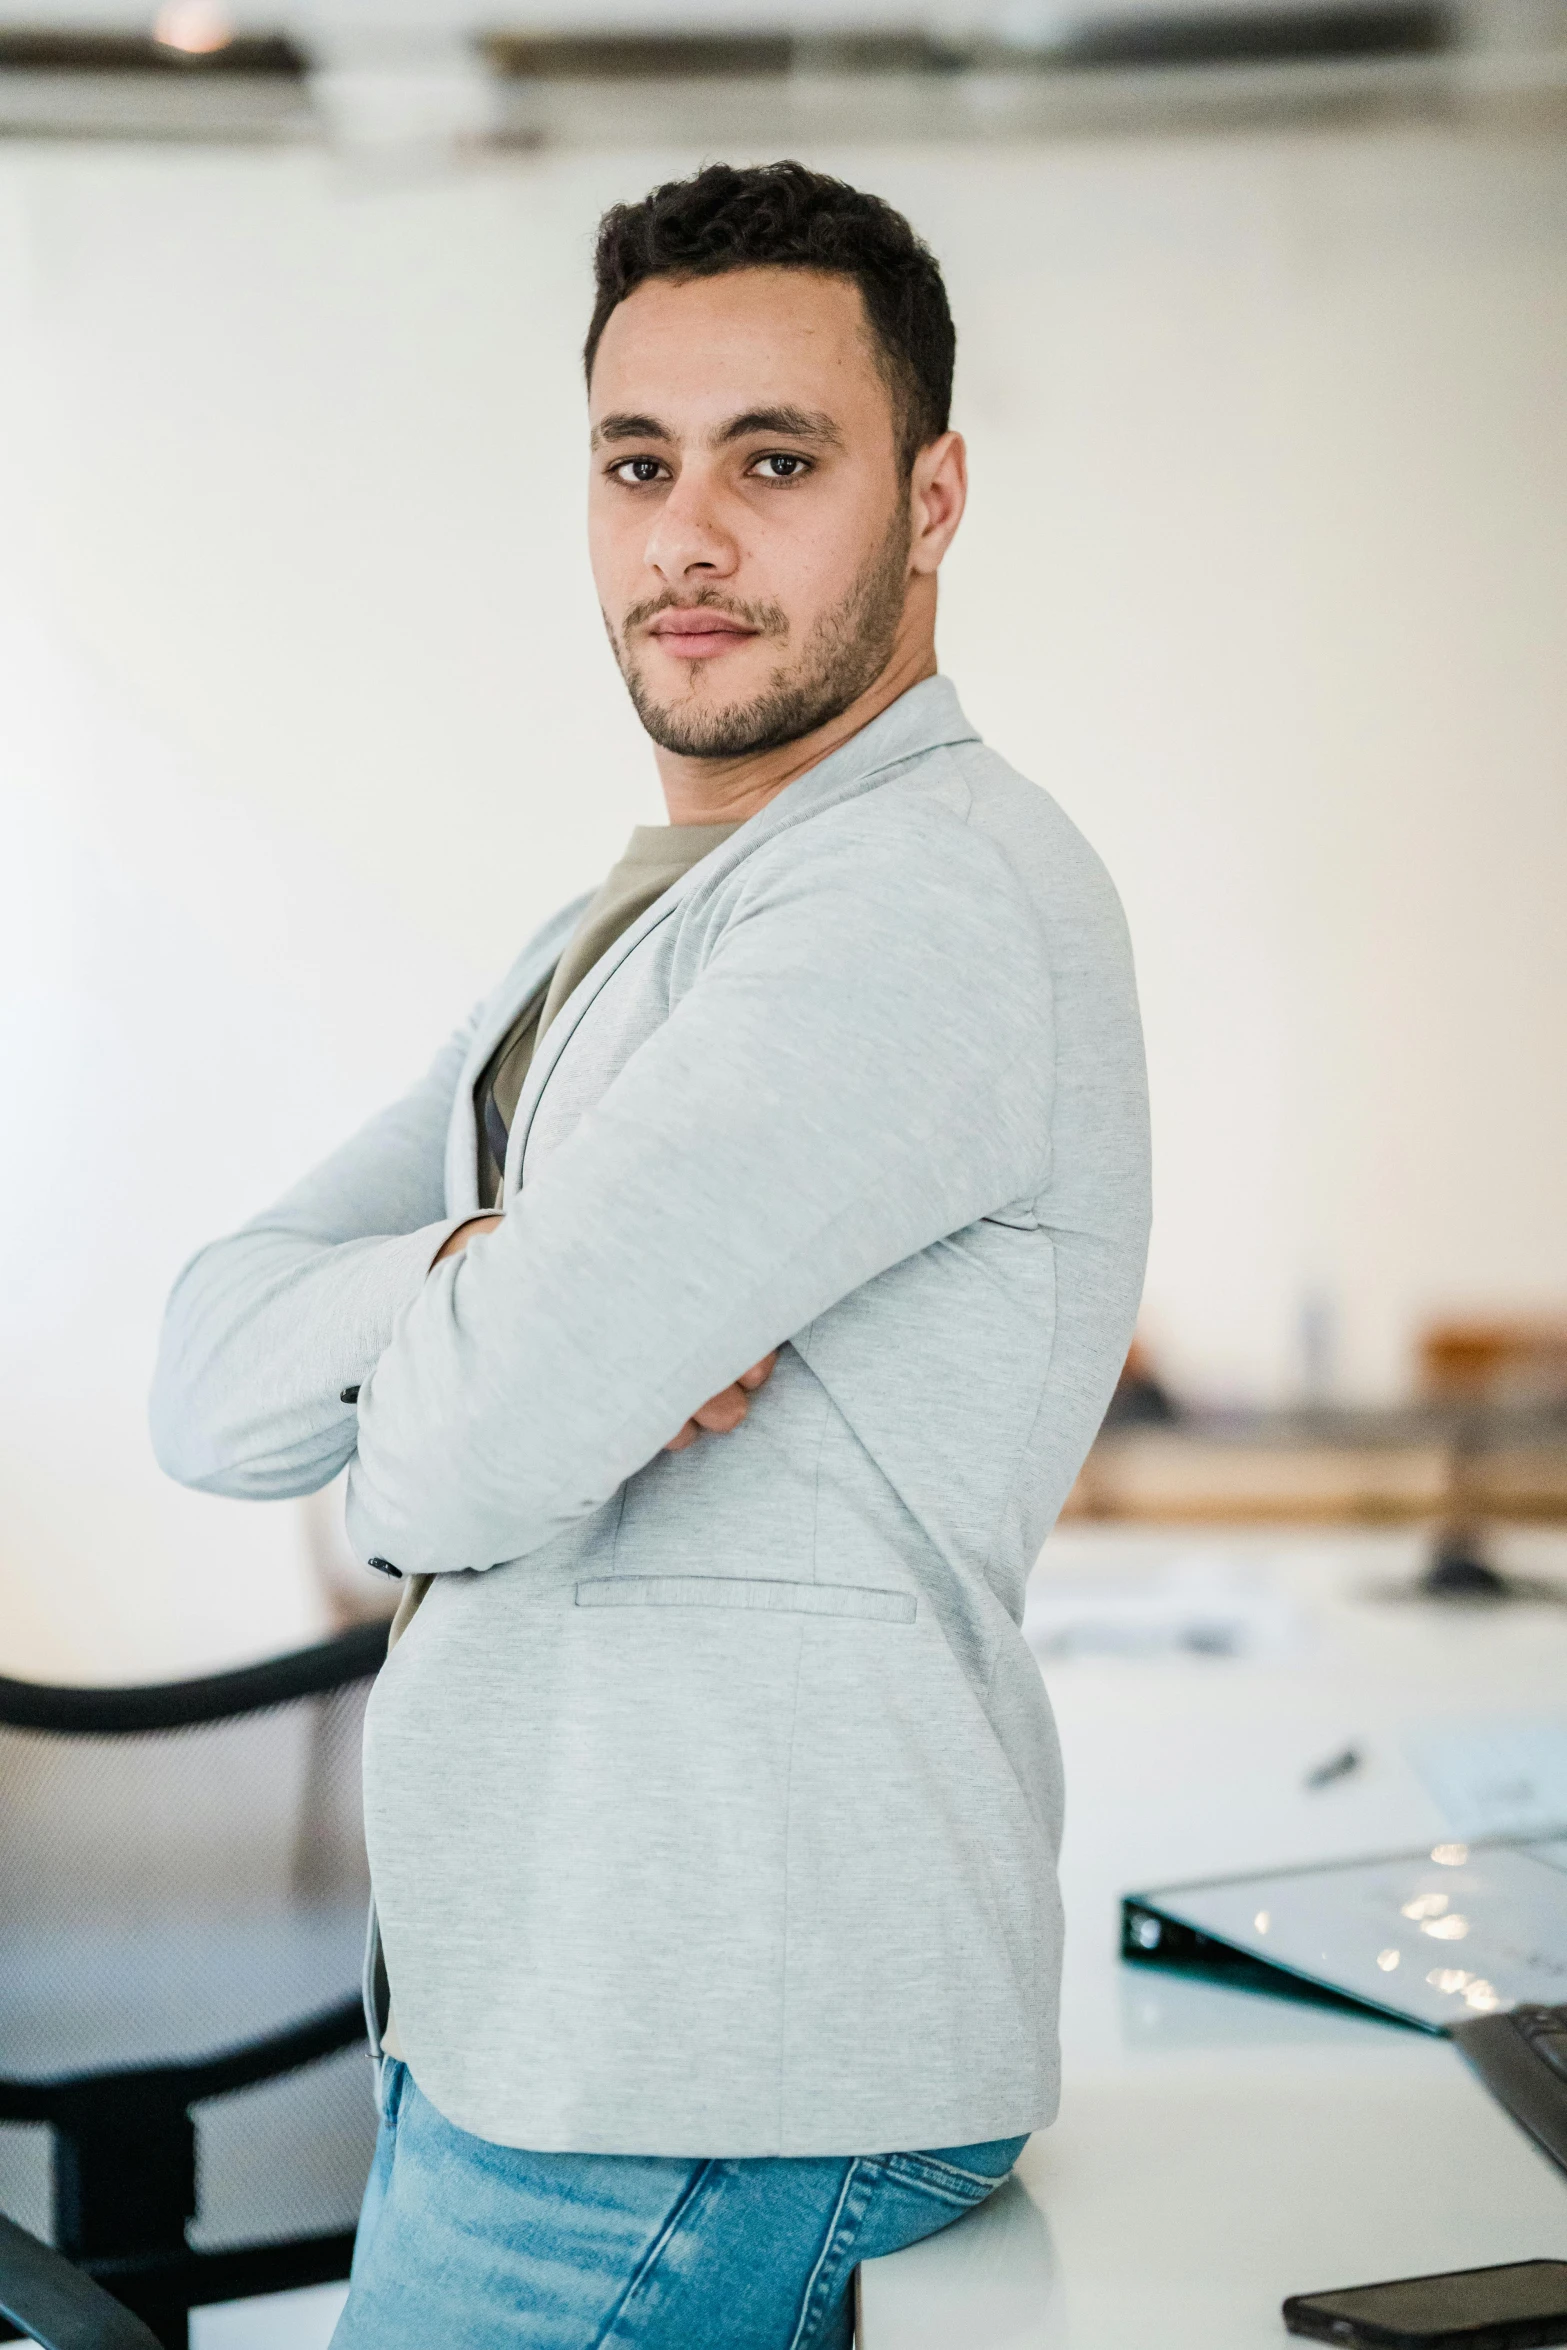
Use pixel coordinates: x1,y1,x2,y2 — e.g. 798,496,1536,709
620,587,789,639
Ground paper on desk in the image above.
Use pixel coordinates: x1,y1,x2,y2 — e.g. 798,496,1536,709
1023,1554,1301,1662
1405,1717,1567,1840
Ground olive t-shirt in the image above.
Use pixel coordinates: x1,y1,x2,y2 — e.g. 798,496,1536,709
474,821,740,1209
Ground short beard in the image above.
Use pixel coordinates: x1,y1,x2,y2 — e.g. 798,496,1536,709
607,503,911,762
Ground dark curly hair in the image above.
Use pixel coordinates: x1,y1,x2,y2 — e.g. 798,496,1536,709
584,160,955,474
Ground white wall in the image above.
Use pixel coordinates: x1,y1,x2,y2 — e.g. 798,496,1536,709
1,121,1564,1678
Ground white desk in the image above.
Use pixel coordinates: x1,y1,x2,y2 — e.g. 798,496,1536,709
860,1528,1567,2347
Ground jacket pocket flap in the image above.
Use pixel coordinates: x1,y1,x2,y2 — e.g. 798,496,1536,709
574,1575,915,1624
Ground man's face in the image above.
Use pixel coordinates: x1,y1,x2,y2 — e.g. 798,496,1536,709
588,267,913,761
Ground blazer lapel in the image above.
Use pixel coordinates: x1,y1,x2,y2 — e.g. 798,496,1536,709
502,677,980,1193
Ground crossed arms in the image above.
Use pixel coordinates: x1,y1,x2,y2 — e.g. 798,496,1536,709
432,1213,779,1452
151,814,1053,1577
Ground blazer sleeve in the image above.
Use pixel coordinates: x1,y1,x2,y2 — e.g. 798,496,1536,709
345,814,1058,1576
148,1014,477,1500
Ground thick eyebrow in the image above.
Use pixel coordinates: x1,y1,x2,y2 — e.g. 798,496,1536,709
592,412,671,449
592,404,844,453
714,406,844,450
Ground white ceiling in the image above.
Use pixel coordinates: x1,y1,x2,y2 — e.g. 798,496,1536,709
0,0,1481,34
1,0,1562,150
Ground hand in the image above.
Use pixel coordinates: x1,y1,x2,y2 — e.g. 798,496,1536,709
664,1352,779,1453
430,1214,502,1268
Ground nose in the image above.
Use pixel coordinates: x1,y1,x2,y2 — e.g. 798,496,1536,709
642,463,738,589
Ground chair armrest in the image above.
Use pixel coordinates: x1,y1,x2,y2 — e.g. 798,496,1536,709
0,2215,162,2350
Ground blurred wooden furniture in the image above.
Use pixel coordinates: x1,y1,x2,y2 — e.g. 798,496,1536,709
1064,1317,1567,1529
1067,1431,1432,1523
1063,1426,1567,1525
1420,1317,1567,1403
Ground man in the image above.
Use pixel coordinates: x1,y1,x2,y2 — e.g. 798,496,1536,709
152,161,1149,2349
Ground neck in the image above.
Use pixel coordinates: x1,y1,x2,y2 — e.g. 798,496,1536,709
654,622,938,829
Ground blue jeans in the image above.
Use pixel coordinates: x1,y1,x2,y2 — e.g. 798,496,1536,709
331,2059,1026,2349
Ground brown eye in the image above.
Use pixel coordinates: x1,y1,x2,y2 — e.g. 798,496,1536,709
752,454,809,481
614,457,666,485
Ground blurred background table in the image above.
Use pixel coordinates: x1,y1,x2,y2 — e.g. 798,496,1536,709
860,1527,1567,2348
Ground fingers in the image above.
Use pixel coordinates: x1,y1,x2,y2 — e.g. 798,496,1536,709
691,1383,750,1435
430,1213,502,1268
663,1398,739,1453
662,1394,742,1452
662,1351,781,1452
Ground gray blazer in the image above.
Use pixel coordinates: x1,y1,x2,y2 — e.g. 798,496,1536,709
151,678,1150,2157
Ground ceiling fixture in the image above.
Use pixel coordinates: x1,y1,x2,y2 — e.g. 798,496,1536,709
151,0,235,57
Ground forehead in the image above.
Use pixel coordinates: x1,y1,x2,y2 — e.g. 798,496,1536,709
589,266,891,440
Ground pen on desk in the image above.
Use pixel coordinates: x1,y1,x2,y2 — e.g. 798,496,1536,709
1304,1744,1362,1790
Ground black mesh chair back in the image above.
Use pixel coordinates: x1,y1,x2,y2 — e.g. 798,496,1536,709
0,1625,387,2348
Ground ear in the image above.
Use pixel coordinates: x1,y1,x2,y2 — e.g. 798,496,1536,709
909,431,967,576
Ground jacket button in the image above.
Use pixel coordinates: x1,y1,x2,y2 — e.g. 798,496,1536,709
368,1557,403,1580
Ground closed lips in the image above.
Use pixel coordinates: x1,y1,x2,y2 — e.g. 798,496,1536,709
648,612,756,651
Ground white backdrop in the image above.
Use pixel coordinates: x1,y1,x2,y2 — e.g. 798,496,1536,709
1,122,1564,1677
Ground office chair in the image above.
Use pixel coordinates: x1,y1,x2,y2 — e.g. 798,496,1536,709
1,2210,161,2348
0,1624,387,2349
